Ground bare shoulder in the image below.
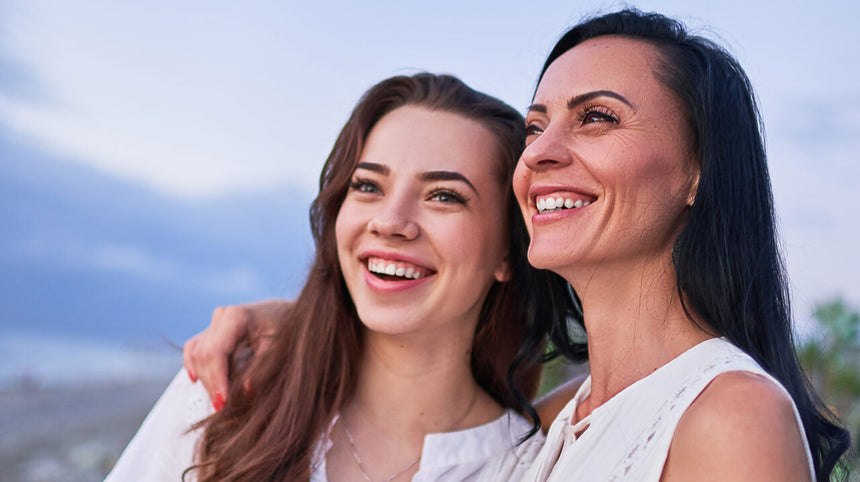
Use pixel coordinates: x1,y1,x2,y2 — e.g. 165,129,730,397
661,371,811,482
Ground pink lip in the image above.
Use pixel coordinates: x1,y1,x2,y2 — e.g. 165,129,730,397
363,268,431,293
359,250,433,270
531,206,582,224
358,249,436,293
527,184,596,202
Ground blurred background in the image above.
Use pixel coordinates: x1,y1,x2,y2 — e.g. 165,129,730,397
0,0,857,480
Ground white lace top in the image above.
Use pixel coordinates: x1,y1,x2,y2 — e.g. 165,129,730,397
522,337,815,481
106,369,543,481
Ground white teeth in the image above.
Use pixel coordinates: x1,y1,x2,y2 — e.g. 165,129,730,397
536,196,593,214
367,259,426,280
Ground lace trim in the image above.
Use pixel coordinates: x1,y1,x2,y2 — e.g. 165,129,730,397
607,353,748,481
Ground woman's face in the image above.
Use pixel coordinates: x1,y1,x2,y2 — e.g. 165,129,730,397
336,105,511,338
513,36,699,279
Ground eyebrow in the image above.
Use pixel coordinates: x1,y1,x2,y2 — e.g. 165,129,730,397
354,162,389,175
527,89,633,114
420,170,478,194
355,163,479,195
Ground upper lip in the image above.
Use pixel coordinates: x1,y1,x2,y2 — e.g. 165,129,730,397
527,184,597,206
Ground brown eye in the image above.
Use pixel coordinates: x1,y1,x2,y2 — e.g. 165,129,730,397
579,105,619,125
429,189,467,204
525,124,544,137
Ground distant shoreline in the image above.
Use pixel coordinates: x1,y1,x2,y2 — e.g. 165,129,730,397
1,377,173,482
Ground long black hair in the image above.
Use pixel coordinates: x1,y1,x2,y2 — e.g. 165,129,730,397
532,9,850,480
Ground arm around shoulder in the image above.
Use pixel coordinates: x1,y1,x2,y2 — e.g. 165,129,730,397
661,371,812,482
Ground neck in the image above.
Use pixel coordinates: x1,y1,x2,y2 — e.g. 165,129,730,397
344,327,502,437
325,317,504,482
561,253,713,418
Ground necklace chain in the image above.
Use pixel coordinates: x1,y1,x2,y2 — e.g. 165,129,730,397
340,389,479,482
343,423,419,482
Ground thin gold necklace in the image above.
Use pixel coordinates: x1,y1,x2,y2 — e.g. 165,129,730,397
340,389,479,482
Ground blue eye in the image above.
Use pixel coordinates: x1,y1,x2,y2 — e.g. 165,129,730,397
349,178,380,194
429,189,466,204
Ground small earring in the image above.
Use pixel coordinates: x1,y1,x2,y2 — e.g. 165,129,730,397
672,237,681,266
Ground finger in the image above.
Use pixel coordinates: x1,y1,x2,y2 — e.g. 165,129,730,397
182,336,199,383
255,332,276,356
211,305,251,347
197,351,231,411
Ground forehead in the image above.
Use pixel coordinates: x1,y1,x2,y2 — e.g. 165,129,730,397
535,36,663,102
360,105,504,180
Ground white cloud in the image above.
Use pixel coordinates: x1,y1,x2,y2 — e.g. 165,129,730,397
3,0,859,331
11,236,264,296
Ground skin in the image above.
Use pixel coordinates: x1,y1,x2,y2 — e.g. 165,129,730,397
336,105,511,343
327,106,513,480
184,299,585,431
515,35,809,480
186,35,810,480
190,105,518,481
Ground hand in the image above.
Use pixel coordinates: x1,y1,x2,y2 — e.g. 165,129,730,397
182,299,289,410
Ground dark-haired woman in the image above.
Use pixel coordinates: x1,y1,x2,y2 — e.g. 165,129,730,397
517,9,849,481
185,9,851,482
106,73,583,481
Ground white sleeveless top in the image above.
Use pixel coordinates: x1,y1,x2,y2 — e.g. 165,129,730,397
522,337,815,481
106,369,543,481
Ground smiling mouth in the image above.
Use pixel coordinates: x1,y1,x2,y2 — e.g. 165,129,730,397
367,257,433,281
535,194,594,214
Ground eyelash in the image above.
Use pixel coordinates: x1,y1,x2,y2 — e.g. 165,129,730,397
576,103,619,125
525,124,543,137
348,177,469,205
525,103,620,138
348,177,380,194
428,188,468,205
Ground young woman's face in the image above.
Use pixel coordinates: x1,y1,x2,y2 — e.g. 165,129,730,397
336,105,511,338
513,36,699,279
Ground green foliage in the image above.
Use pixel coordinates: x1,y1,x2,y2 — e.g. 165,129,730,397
797,297,860,479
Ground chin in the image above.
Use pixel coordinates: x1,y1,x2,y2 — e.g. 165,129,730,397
526,248,559,271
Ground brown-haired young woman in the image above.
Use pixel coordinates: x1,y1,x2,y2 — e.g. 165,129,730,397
106,73,583,481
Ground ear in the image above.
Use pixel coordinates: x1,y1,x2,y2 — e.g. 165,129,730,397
494,255,512,283
686,169,700,207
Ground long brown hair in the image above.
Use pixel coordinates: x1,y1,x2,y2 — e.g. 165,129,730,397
191,73,545,481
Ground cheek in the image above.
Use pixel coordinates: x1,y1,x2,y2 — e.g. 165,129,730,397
512,166,531,220
512,162,528,200
334,205,356,259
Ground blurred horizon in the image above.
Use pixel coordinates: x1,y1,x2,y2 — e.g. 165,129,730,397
1,0,858,388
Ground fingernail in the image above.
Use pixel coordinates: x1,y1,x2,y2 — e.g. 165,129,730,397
243,379,252,394
187,369,197,383
213,392,225,412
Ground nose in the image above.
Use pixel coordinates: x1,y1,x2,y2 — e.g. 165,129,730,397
367,199,419,240
520,124,575,173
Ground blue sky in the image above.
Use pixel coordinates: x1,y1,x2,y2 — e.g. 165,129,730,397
1,0,858,344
